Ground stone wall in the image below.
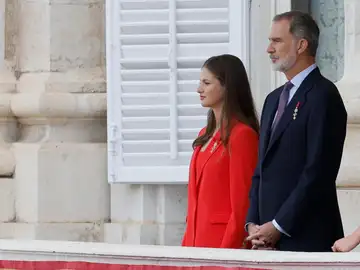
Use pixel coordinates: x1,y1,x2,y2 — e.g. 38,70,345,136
0,0,109,241
335,1,360,250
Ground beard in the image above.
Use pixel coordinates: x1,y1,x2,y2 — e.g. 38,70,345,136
271,52,297,72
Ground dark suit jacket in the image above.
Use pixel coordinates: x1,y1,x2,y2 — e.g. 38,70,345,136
246,67,347,252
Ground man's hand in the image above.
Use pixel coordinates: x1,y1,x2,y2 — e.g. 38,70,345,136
247,223,266,249
247,221,281,248
248,223,259,235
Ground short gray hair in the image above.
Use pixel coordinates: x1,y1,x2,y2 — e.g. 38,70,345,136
273,11,320,57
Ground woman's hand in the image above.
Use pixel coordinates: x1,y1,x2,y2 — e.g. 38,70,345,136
332,232,360,252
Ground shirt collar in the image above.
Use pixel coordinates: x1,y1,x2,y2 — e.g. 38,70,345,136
290,64,317,88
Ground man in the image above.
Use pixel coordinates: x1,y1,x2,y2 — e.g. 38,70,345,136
246,11,347,252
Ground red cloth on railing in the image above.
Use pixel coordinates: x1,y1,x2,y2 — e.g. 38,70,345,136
0,260,268,270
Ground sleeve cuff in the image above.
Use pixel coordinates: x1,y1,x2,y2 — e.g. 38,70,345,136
244,222,253,232
272,219,291,237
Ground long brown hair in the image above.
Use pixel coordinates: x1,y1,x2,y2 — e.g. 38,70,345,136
192,54,259,149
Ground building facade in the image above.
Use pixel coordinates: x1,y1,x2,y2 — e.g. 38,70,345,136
0,0,358,251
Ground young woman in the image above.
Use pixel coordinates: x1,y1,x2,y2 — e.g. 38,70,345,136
332,227,360,252
181,54,259,249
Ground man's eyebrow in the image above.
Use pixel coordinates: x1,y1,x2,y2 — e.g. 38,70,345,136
269,37,282,42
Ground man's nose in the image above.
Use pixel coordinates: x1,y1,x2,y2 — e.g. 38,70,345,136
267,44,275,54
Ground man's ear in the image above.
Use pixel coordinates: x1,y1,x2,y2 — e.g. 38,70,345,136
297,39,308,54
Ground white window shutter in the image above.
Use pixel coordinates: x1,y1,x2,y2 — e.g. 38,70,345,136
106,0,250,184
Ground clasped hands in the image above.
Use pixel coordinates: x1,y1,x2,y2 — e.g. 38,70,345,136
246,222,281,250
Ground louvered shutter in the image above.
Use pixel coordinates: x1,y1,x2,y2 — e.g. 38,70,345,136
106,0,250,184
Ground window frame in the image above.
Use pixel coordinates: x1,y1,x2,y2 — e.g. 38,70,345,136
106,0,251,184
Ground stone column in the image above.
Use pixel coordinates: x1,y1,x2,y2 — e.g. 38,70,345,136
0,0,17,233
7,0,109,241
335,0,360,249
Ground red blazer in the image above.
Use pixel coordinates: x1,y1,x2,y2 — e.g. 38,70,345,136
182,122,258,249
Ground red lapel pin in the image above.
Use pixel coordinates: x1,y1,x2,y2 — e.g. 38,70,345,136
293,102,300,120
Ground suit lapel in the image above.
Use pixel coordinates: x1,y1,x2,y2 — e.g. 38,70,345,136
196,132,222,189
261,91,280,157
264,68,321,158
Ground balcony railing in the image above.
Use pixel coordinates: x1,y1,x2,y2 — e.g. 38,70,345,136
0,240,359,269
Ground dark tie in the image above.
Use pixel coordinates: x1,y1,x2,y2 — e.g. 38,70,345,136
271,81,294,134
